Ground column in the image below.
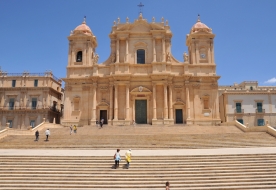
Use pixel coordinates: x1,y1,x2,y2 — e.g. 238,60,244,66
125,39,128,62
168,84,173,119
208,42,211,64
88,46,92,66
47,94,50,107
152,83,157,119
68,43,72,66
152,38,156,62
116,39,119,63
114,84,118,120
195,42,199,64
125,84,129,120
83,49,87,65
186,86,190,119
109,84,113,121
210,41,213,63
91,83,97,120
162,39,165,62
164,83,168,119
71,51,75,65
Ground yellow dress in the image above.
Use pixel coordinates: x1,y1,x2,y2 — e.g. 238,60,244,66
125,152,131,162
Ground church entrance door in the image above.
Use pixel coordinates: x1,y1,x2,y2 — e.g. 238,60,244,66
100,110,108,124
135,100,147,124
175,109,183,124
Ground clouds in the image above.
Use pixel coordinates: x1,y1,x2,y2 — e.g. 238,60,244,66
264,77,276,84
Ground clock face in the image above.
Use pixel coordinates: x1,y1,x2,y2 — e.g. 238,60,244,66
200,53,206,58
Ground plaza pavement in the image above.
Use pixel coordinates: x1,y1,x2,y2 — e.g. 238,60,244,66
1,147,276,157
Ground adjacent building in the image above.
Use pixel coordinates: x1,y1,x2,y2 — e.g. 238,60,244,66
62,14,221,126
0,70,63,129
219,81,276,127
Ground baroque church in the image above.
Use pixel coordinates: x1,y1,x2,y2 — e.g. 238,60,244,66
62,14,221,126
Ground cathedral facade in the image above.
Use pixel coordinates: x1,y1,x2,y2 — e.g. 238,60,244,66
62,14,221,126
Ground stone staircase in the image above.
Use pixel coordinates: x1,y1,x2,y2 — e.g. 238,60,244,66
1,124,276,189
1,154,276,189
1,125,276,149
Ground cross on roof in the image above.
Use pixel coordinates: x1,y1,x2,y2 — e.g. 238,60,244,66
137,2,144,14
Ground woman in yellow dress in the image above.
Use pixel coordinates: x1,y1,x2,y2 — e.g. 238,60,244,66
125,149,132,169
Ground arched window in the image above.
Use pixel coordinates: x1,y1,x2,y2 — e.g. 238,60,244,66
250,86,253,90
76,51,82,62
137,49,145,64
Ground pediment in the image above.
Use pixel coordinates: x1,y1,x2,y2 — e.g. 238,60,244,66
130,23,150,33
149,23,165,30
131,86,151,93
134,41,147,48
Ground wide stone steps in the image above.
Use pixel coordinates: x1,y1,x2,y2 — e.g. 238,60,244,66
1,132,276,149
1,155,276,189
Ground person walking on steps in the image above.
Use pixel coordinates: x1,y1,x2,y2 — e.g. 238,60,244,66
73,125,77,134
70,125,73,135
114,149,121,169
165,181,170,190
45,129,50,141
125,149,132,169
100,118,104,128
35,130,39,141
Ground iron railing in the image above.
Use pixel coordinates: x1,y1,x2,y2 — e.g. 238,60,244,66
0,105,60,112
0,72,62,83
234,109,244,114
256,109,265,114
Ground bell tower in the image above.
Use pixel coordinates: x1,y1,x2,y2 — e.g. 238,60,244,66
67,18,98,67
186,15,215,65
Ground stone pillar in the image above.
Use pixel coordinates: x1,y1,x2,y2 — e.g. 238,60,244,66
91,83,97,121
109,84,113,121
164,83,168,119
162,39,165,62
68,43,72,66
125,84,129,120
186,86,190,119
152,83,157,119
195,42,199,64
47,94,50,107
152,38,156,62
83,48,87,65
114,84,118,120
125,39,128,62
71,51,75,66
169,84,173,119
116,39,119,63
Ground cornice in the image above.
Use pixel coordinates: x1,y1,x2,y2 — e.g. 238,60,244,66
221,91,276,95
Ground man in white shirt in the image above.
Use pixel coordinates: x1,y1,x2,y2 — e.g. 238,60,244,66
45,129,50,141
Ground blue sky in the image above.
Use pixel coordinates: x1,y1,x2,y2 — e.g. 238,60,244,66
0,0,276,86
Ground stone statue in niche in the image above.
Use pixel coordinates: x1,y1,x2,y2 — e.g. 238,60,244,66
94,54,99,63
183,52,188,62
111,54,116,63
166,52,171,62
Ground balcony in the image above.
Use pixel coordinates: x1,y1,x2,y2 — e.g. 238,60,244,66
256,109,265,114
0,105,44,110
234,109,244,114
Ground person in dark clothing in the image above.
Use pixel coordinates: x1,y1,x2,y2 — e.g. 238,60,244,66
35,130,39,141
100,118,104,127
